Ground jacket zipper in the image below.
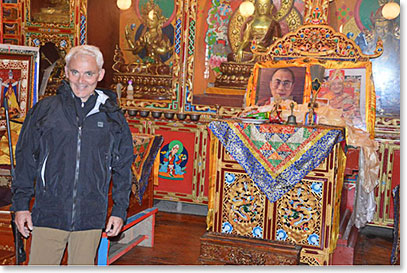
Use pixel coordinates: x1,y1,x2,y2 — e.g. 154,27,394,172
71,124,82,230
70,93,106,230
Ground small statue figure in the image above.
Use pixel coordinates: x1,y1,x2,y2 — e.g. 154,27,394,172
116,82,123,101
304,103,317,126
305,78,322,126
125,0,173,65
230,0,281,63
126,80,134,100
269,96,284,124
32,0,70,23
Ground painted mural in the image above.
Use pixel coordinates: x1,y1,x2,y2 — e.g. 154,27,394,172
332,0,400,116
158,140,188,180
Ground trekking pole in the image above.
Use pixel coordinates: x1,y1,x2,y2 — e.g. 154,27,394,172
4,97,26,265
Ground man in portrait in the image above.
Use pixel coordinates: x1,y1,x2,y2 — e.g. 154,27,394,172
322,69,355,112
319,68,364,127
256,67,306,106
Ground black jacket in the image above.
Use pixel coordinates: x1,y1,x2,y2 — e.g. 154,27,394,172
11,81,134,231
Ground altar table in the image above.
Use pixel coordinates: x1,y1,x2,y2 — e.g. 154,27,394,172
205,120,346,265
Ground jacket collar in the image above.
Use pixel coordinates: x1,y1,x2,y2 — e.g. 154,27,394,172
86,90,109,117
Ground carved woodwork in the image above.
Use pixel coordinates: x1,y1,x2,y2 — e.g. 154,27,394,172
24,0,87,99
213,62,254,90
0,209,16,265
113,74,173,101
207,128,346,265
112,46,173,101
199,232,301,265
0,1,23,45
252,0,382,62
372,116,400,227
254,25,383,62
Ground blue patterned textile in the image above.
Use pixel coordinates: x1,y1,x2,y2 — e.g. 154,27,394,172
209,121,344,202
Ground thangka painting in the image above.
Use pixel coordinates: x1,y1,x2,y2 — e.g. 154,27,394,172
154,126,196,197
152,123,209,204
0,44,39,129
332,0,400,116
158,139,188,181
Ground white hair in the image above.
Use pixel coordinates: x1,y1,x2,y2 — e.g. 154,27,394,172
65,45,104,70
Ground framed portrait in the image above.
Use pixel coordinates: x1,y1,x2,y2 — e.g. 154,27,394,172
318,67,367,130
255,66,306,105
0,44,40,129
245,58,376,136
312,60,375,135
246,59,312,107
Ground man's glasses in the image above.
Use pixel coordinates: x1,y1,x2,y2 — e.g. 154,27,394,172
271,80,293,89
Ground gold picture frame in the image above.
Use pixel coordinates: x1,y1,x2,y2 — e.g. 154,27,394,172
246,58,376,136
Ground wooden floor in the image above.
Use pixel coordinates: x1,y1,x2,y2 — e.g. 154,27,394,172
112,211,396,266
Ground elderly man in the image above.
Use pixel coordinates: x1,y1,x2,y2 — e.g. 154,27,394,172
11,45,134,265
258,67,295,106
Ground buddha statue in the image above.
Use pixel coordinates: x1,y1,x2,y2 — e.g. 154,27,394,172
32,0,70,24
230,0,281,63
125,0,173,66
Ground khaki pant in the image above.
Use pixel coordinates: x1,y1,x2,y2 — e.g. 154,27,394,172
29,227,102,265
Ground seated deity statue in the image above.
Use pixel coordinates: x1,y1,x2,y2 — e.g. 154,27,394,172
32,0,70,23
230,0,282,63
125,0,173,65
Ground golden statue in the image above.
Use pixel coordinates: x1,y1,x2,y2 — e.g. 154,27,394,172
32,0,70,24
125,0,173,65
230,0,281,63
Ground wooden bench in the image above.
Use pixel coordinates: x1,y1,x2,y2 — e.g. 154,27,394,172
97,207,158,265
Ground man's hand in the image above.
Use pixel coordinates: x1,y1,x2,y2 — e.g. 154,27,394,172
14,211,33,238
105,216,124,237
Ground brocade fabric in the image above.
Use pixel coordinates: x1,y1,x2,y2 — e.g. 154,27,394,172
209,121,344,202
131,134,163,204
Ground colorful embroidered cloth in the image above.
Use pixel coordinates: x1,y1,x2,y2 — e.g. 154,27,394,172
131,133,163,204
209,121,344,202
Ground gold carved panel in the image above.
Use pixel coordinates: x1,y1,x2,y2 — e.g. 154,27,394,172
275,179,323,247
221,172,267,237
